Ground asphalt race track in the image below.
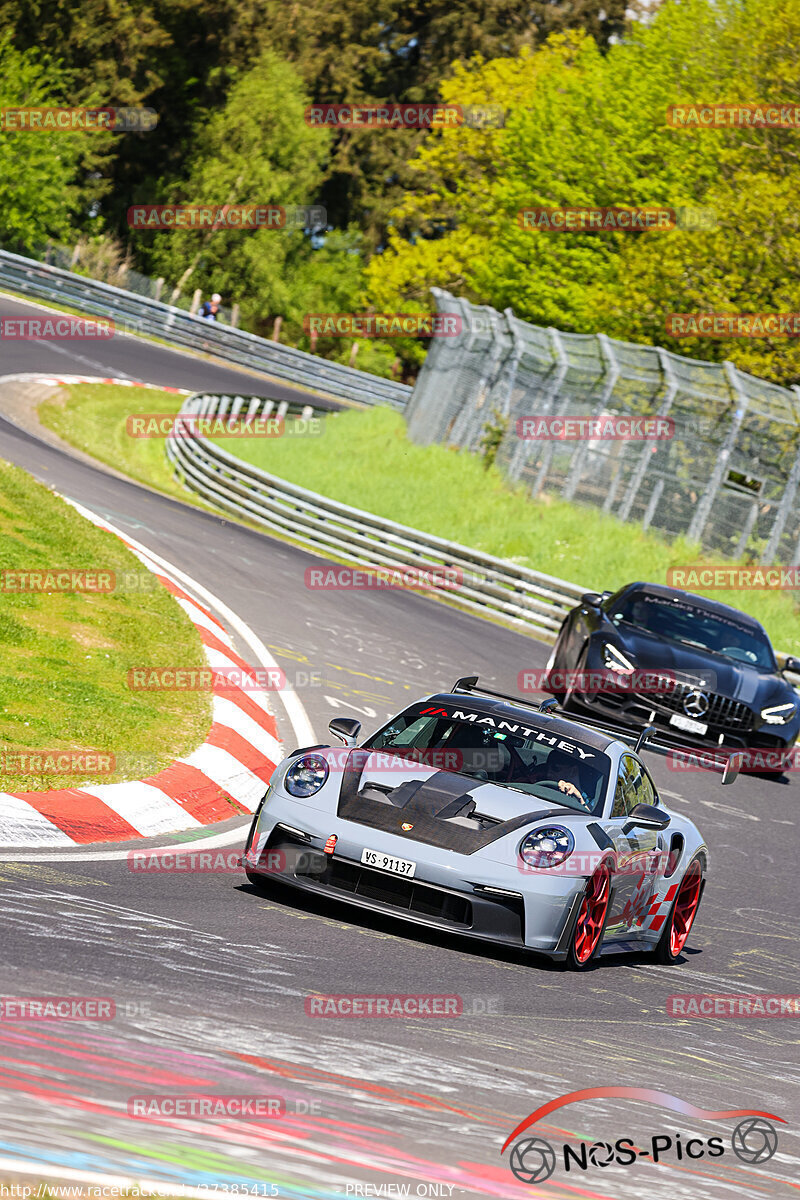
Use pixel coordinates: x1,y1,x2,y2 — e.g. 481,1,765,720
0,299,797,1200
0,292,341,409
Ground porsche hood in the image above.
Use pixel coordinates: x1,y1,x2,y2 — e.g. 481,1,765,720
333,748,579,855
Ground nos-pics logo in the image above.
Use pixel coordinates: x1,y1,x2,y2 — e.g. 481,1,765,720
502,1087,783,1185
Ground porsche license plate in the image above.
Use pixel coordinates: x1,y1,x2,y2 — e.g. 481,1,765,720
361,849,416,878
669,713,708,736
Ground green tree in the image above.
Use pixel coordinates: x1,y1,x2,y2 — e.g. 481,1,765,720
367,0,800,385
0,34,103,250
140,51,360,332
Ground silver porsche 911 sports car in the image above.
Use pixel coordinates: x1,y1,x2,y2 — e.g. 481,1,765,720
242,677,739,969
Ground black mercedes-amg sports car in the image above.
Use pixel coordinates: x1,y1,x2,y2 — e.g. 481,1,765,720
546,582,800,765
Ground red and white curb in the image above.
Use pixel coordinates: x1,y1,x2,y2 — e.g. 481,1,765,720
0,371,189,392
0,505,289,849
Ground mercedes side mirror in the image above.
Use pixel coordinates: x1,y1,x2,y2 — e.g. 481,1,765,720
581,592,603,607
626,803,671,831
328,717,362,747
721,751,744,785
783,655,800,675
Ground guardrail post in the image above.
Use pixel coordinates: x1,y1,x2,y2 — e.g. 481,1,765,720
687,361,749,546
190,289,202,316
231,303,240,329
154,277,164,302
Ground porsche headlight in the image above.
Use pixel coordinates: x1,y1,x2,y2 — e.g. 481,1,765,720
602,642,635,676
284,754,329,797
760,702,797,726
519,825,575,869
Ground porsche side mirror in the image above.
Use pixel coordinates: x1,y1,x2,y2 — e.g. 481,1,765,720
783,655,800,675
328,717,361,747
626,803,671,831
581,592,603,607
721,752,744,785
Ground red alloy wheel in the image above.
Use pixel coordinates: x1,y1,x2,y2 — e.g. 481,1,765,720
573,862,611,964
669,860,703,957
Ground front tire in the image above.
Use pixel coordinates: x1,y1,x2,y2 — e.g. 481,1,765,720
654,856,705,964
566,861,612,970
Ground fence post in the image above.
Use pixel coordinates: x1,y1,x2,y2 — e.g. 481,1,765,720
190,289,202,315
530,329,570,496
562,333,620,502
70,244,80,270
154,277,164,302
686,360,749,546
617,347,677,522
231,303,240,329
762,384,800,563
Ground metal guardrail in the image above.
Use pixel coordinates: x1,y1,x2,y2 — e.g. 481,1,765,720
0,249,411,411
165,392,589,639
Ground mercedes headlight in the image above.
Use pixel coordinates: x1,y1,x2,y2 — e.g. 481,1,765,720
760,702,797,726
602,642,635,676
284,754,329,797
519,826,575,869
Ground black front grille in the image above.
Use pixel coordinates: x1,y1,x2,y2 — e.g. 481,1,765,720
651,679,752,730
297,856,473,927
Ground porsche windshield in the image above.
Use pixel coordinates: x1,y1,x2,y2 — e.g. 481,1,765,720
609,591,775,669
363,704,610,815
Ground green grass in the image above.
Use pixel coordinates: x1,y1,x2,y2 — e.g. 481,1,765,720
38,386,800,653
222,406,800,653
0,459,211,792
39,383,190,499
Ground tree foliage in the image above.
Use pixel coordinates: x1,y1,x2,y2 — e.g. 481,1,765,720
366,0,800,384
